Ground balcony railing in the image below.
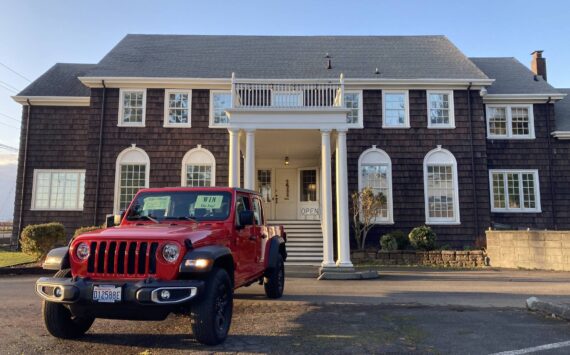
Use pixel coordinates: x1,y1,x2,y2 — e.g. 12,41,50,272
231,74,345,110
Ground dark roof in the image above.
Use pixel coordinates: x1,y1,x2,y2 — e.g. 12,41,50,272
555,88,570,131
470,57,560,95
18,63,94,97
86,34,489,80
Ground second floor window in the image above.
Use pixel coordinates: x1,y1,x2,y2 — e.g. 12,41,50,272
344,91,362,125
119,89,146,127
486,105,534,139
210,91,231,127
427,90,455,128
164,90,191,127
383,91,410,128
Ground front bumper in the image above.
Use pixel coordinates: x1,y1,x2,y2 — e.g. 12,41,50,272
36,276,205,306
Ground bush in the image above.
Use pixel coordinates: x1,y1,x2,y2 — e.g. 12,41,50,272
73,225,104,239
408,226,437,251
20,222,66,259
380,234,398,251
386,230,408,250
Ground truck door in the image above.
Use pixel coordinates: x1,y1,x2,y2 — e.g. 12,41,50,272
234,194,257,283
252,197,267,273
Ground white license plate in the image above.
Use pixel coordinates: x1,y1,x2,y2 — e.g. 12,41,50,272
93,285,122,303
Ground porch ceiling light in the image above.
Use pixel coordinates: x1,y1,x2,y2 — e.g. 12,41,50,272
284,156,290,166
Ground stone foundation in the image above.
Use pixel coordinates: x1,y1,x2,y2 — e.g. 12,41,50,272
374,250,486,268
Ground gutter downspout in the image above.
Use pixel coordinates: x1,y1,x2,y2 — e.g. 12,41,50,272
16,100,32,248
93,81,106,226
467,83,480,240
545,96,557,229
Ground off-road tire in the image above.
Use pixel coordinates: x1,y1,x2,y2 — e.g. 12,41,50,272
190,267,233,345
264,254,285,299
42,269,95,339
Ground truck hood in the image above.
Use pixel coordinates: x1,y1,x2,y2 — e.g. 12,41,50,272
75,223,228,245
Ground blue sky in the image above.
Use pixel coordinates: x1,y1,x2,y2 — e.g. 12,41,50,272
0,0,569,219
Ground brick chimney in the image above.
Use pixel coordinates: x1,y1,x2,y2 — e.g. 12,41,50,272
531,50,547,81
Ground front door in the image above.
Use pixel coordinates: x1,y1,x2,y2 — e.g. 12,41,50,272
275,168,298,220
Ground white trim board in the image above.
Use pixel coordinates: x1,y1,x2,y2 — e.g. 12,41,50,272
12,96,90,106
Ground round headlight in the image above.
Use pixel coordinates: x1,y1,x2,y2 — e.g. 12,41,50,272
76,242,90,260
162,243,180,263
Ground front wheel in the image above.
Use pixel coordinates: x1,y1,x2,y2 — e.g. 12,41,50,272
190,267,233,345
42,269,95,339
264,254,285,299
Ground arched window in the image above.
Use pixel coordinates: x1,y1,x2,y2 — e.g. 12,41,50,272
114,145,150,212
181,145,216,187
358,145,394,224
423,146,460,224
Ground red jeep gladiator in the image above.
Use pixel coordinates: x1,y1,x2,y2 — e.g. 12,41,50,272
35,187,287,345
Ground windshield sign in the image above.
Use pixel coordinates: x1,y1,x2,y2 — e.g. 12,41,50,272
127,191,232,222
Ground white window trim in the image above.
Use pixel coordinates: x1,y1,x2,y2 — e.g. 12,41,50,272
426,90,455,129
488,169,541,213
118,89,147,127
181,145,216,187
423,146,461,225
163,89,192,128
31,169,86,211
382,90,410,129
209,90,231,128
114,146,150,213
358,146,394,224
486,104,535,139
345,90,364,128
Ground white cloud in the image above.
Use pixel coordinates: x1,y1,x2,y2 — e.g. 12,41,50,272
0,153,18,166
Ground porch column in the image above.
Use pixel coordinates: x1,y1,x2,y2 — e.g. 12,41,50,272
228,128,240,187
244,129,256,190
320,129,335,268
335,129,354,268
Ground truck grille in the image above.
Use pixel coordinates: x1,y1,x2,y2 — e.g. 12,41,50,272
87,241,159,276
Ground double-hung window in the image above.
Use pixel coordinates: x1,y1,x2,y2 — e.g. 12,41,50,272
344,91,363,126
382,90,410,128
486,105,534,139
210,90,232,127
489,170,541,212
358,147,394,223
118,89,146,127
32,170,85,210
427,90,455,128
423,147,460,224
164,90,191,127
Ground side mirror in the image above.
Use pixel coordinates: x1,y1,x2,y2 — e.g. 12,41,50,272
238,210,255,228
106,211,125,228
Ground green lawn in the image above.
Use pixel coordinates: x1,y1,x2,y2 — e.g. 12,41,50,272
0,250,38,268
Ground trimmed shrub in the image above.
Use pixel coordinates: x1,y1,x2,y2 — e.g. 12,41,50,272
408,226,437,251
380,234,398,251
73,225,104,239
385,230,408,250
20,222,66,259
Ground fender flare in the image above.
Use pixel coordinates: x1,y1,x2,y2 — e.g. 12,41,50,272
266,236,287,272
178,245,233,273
43,247,70,271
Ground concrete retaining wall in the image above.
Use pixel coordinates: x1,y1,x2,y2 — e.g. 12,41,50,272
486,230,570,271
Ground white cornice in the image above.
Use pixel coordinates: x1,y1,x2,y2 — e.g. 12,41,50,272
12,96,91,106
483,93,566,104
552,131,570,140
78,76,494,90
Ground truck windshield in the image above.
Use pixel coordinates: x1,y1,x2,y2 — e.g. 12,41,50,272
126,191,232,222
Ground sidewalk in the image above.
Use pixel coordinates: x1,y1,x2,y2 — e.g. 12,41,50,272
271,266,570,308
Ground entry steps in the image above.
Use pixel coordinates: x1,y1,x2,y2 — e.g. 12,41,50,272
269,220,323,266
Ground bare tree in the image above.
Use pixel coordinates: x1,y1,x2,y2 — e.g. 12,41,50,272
351,187,386,250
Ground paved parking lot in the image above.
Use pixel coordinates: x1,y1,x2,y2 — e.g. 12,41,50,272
2,269,570,354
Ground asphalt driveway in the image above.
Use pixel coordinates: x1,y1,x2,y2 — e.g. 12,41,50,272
2,268,570,354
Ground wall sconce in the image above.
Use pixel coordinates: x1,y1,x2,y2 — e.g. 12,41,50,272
308,183,316,191
284,156,290,166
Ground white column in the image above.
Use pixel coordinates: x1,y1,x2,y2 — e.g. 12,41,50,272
336,129,353,268
244,129,256,190
228,128,240,187
320,129,335,268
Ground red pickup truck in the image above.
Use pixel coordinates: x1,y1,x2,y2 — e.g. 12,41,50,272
35,187,287,345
